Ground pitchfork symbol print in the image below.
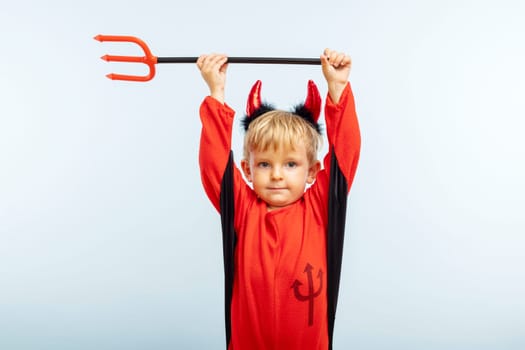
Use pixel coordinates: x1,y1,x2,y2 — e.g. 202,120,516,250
291,263,324,326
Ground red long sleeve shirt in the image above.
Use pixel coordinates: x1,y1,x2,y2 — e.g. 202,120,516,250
199,83,360,350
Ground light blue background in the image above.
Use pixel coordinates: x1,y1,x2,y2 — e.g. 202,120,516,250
1,0,524,349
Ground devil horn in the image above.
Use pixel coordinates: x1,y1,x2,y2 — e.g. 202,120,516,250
246,80,263,116
304,80,321,122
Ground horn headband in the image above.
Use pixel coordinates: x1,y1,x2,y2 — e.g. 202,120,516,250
241,80,322,134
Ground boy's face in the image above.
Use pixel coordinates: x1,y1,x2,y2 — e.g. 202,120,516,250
241,141,320,211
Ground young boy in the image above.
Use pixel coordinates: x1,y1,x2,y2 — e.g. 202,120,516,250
197,49,360,350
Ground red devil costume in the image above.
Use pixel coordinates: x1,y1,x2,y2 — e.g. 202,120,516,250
199,80,360,350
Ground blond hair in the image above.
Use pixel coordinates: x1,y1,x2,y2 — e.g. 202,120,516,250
243,110,322,164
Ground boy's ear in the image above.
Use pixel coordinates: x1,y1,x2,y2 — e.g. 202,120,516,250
307,160,321,184
241,159,252,182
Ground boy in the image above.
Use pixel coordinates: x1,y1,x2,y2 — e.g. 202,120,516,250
197,49,360,350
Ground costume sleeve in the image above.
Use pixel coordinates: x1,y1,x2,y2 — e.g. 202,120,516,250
324,82,361,189
308,82,361,222
200,96,242,348
199,96,237,212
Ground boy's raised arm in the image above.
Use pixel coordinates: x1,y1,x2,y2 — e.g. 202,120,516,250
197,53,234,211
313,48,360,200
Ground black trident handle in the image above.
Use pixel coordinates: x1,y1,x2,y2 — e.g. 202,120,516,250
157,57,321,65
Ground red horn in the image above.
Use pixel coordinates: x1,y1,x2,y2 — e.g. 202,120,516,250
304,80,321,122
246,80,262,116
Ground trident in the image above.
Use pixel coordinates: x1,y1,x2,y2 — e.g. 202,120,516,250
94,34,322,82
291,263,324,326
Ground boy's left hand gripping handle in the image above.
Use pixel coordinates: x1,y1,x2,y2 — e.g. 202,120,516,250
95,34,158,82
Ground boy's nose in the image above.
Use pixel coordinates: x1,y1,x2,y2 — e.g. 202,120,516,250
271,166,283,180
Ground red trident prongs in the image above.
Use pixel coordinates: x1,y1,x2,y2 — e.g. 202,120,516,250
94,35,158,82
95,34,321,82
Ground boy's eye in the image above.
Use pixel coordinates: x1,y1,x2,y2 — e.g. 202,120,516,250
285,161,297,168
258,162,270,168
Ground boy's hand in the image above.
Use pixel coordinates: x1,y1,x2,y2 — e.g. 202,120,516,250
197,54,228,103
321,49,352,104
